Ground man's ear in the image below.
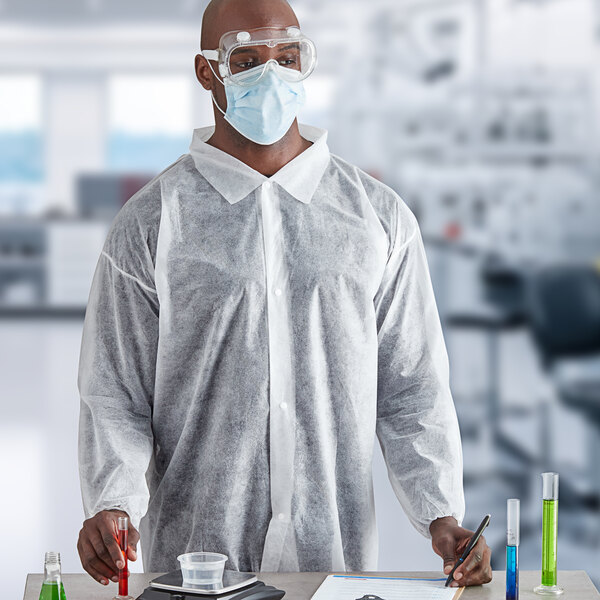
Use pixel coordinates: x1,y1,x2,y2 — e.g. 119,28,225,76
195,54,214,91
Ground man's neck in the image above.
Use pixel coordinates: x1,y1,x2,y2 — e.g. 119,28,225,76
206,119,312,177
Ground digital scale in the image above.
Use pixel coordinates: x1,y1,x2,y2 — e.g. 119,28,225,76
136,569,286,600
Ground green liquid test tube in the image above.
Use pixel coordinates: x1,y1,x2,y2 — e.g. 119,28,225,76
534,472,563,596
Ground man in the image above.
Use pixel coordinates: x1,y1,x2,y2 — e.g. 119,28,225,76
77,0,492,589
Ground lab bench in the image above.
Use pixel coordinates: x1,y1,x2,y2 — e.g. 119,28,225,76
23,570,600,599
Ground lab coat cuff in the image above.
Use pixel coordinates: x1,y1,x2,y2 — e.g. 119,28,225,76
422,512,464,539
88,501,144,530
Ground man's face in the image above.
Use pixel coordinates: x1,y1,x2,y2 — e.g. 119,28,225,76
195,0,313,146
196,0,304,100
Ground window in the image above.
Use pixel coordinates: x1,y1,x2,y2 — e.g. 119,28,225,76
107,74,192,173
0,75,43,214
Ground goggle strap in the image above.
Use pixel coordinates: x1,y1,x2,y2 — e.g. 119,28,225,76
204,56,226,86
202,55,227,116
201,49,219,61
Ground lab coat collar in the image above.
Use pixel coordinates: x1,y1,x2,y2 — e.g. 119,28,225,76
188,124,330,205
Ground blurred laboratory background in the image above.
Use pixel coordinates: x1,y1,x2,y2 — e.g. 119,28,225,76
1,0,600,597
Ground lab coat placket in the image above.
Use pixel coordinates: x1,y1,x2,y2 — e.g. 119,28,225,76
257,181,298,571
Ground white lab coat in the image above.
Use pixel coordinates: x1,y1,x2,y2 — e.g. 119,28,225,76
78,124,464,573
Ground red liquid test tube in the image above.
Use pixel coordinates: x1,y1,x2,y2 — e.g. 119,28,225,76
114,516,132,600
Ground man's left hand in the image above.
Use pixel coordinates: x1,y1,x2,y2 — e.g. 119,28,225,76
429,516,492,587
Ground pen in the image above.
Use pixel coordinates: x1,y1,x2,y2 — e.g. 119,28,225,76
445,514,491,587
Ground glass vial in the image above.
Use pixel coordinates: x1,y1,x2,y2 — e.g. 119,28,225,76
39,552,67,600
506,499,519,600
114,516,133,600
534,472,563,595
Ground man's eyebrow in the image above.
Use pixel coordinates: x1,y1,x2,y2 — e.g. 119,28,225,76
278,43,301,51
231,47,259,56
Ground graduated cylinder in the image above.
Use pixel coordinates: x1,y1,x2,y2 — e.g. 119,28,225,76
506,498,519,600
534,472,563,596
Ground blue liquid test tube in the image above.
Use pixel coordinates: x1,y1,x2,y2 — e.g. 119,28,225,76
506,499,519,600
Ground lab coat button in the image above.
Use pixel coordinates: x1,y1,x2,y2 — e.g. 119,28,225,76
277,513,285,520
264,181,272,190
280,401,288,410
274,288,282,296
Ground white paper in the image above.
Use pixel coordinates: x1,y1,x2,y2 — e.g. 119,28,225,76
311,575,459,600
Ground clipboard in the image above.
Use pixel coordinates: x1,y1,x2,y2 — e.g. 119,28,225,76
311,574,464,600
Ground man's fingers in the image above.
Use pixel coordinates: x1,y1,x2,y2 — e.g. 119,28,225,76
127,525,140,561
89,524,121,570
433,534,458,574
87,531,120,579
463,537,487,573
443,556,457,574
470,546,493,585
128,525,140,546
450,537,487,584
79,511,137,586
430,521,493,588
98,520,126,569
79,532,116,583
455,546,493,587
88,554,119,584
79,539,115,585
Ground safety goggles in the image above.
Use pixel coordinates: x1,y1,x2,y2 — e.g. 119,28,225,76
202,26,317,86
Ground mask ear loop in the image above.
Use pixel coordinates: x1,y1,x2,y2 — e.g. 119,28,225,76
202,52,227,116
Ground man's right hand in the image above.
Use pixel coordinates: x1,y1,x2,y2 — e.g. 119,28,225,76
77,509,140,585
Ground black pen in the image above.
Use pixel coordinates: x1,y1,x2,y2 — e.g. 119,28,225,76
444,514,491,587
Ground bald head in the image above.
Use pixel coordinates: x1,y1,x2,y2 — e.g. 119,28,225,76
201,0,299,50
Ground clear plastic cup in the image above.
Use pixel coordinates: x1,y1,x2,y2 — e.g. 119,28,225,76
177,552,228,585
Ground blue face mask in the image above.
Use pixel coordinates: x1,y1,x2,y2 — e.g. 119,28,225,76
210,62,306,146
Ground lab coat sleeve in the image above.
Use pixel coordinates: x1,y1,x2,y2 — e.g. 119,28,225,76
77,216,159,530
374,198,465,539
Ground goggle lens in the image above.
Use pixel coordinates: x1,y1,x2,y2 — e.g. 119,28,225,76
227,39,315,85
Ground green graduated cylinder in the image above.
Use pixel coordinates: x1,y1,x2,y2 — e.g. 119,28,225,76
534,472,563,596
39,581,67,600
541,499,558,586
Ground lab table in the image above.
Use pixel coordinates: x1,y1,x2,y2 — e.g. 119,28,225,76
23,570,600,599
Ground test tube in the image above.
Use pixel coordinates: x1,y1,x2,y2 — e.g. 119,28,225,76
534,472,563,596
113,516,133,600
506,499,519,600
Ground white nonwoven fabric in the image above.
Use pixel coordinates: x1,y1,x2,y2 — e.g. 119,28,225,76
78,124,464,574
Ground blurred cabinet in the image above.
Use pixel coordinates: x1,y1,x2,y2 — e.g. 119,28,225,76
0,219,108,313
0,220,46,307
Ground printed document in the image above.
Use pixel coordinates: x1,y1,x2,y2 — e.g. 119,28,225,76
311,574,463,600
